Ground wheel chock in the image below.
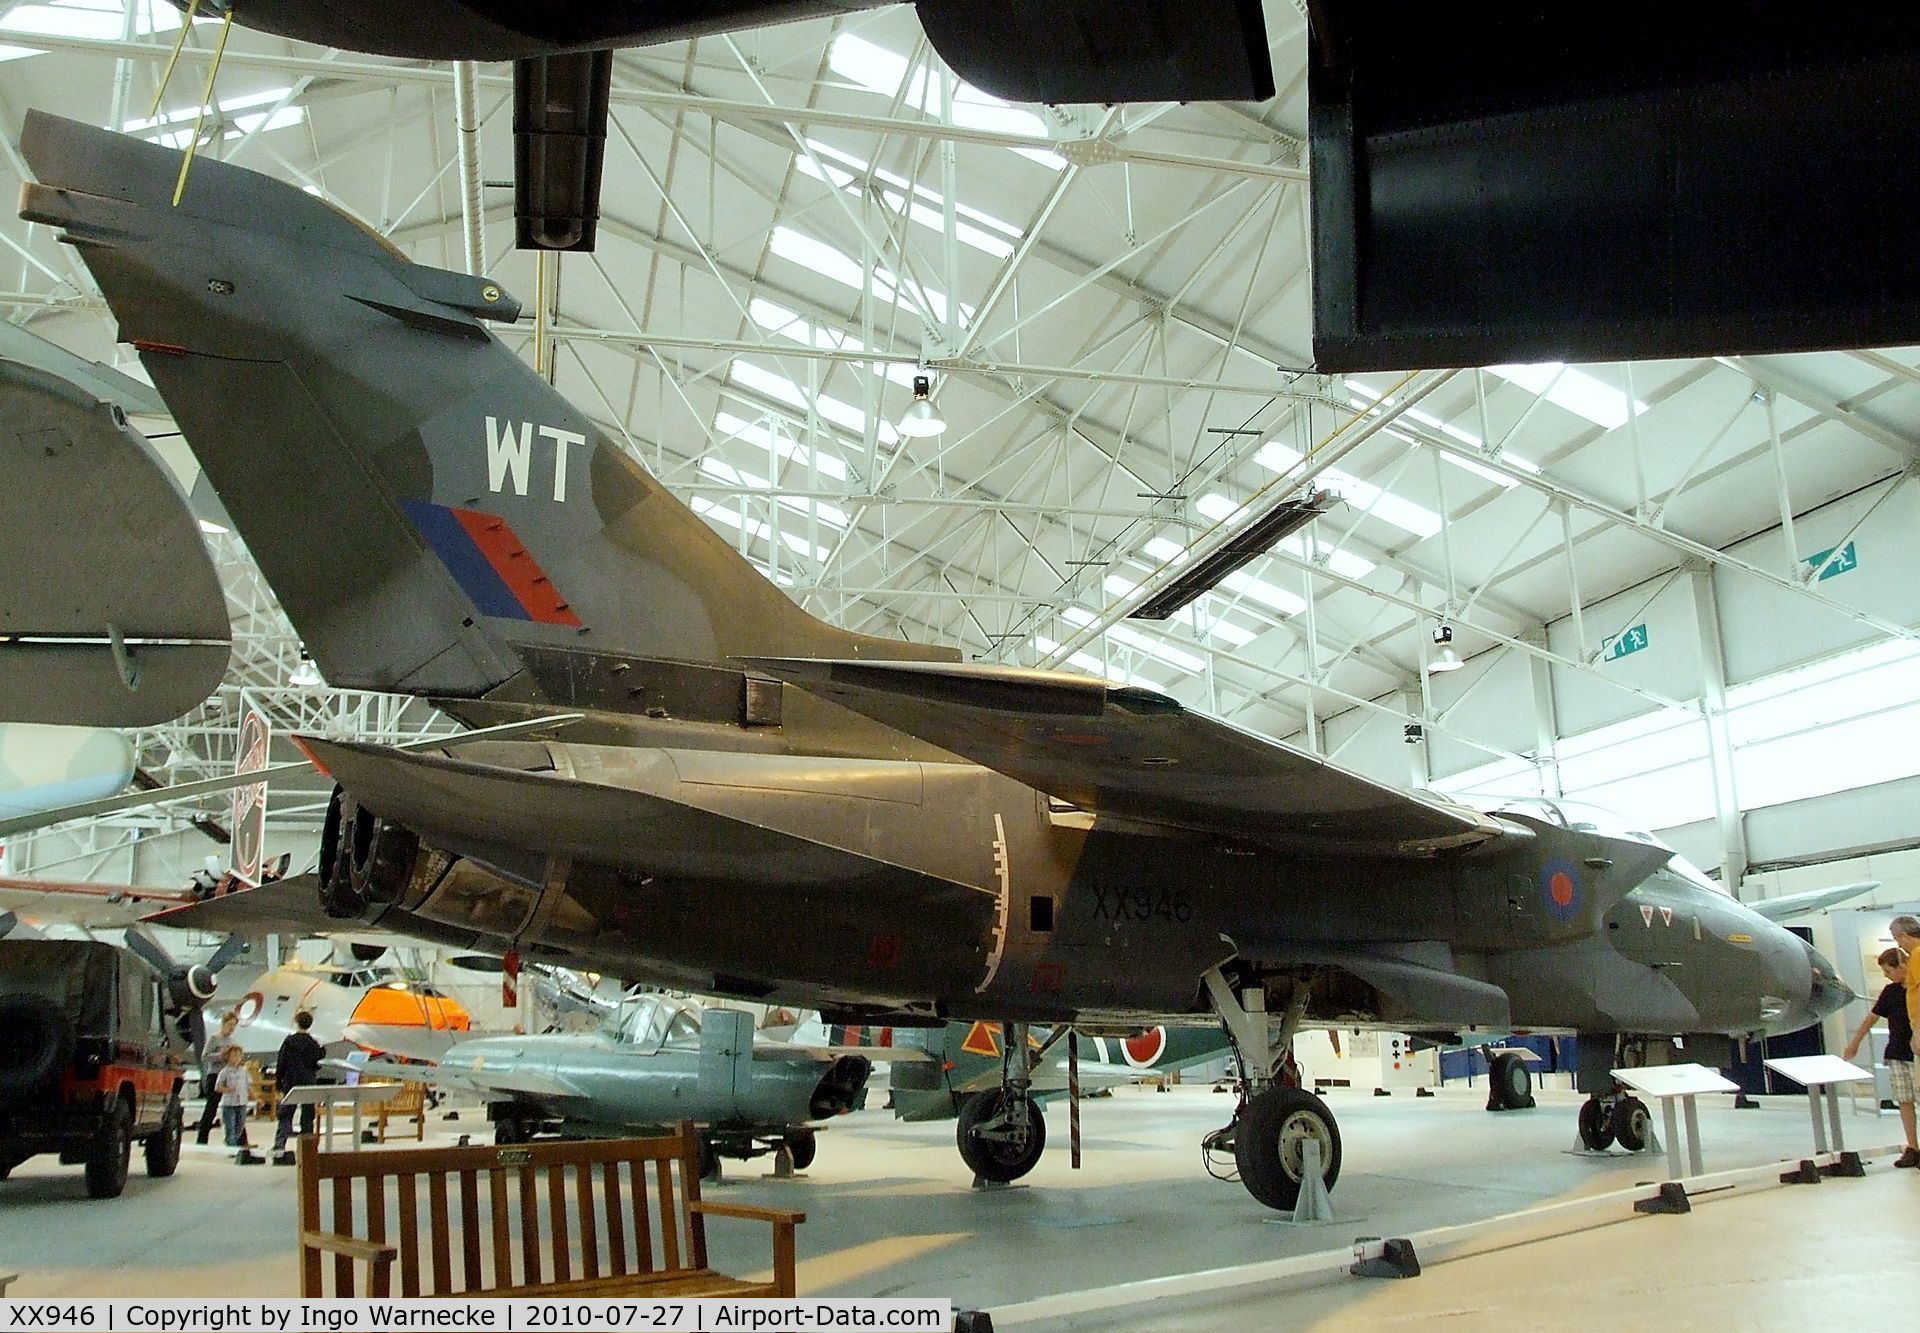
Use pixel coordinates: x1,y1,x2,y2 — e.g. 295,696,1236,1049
1633,1182,1691,1215
1780,1159,1823,1185
767,1145,796,1179
1291,1139,1336,1223
1350,1237,1421,1279
952,1312,995,1333
1819,1151,1865,1179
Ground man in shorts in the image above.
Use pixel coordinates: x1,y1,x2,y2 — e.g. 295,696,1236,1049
1842,945,1915,1167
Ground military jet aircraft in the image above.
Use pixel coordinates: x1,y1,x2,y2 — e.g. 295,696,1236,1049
351,995,872,1176
18,113,1855,1212
153,0,1274,251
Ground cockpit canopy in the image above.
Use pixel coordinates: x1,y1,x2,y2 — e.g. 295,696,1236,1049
616,995,705,1054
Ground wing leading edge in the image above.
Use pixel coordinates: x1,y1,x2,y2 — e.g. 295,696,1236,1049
742,658,1513,856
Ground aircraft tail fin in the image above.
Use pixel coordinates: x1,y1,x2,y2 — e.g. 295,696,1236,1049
18,112,954,710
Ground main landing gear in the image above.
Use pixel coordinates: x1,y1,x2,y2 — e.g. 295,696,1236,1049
1202,969,1342,1212
955,1021,1048,1184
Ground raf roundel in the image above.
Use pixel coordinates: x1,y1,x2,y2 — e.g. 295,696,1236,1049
1539,857,1583,922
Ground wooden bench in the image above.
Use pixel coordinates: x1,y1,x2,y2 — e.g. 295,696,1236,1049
296,1123,802,1299
370,1083,427,1143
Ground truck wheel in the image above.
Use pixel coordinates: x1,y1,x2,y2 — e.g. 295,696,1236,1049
0,994,71,1102
144,1097,183,1178
85,1100,132,1199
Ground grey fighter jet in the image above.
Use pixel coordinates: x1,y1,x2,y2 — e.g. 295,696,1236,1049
19,113,1854,1212
350,996,872,1175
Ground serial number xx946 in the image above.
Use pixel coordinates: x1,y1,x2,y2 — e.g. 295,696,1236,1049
1089,887,1193,924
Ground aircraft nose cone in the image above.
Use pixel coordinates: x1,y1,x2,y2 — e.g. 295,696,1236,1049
1804,939,1855,1021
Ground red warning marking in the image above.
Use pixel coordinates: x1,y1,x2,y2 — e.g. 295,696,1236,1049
1660,907,1674,927
960,1021,1000,1058
1641,905,1655,926
1549,871,1575,909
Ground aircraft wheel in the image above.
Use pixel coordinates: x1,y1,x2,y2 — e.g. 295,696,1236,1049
1577,1096,1616,1151
144,1097,183,1178
1486,1052,1535,1111
784,1130,816,1171
956,1090,1046,1183
85,1099,132,1199
1611,1096,1653,1152
494,1116,531,1146
697,1138,721,1182
1233,1086,1341,1211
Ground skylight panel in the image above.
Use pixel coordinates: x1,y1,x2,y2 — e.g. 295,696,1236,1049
1347,380,1541,485
1059,608,1203,674
1196,493,1252,527
795,143,1021,259
5,0,179,41
1142,536,1190,566
1487,362,1647,431
698,457,849,529
768,227,972,327
713,410,849,482
747,300,919,390
827,34,1064,170
1218,570,1306,616
1252,442,1441,539
690,496,828,562
728,360,898,446
1277,535,1374,581
121,86,305,146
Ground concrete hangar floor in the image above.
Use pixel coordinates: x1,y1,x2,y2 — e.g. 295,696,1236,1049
0,1084,1912,1329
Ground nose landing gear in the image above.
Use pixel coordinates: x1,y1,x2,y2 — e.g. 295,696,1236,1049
955,1021,1049,1184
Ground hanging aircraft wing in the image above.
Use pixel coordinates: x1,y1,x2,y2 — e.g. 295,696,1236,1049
142,875,338,935
301,737,996,907
743,659,1514,856
1746,881,1881,923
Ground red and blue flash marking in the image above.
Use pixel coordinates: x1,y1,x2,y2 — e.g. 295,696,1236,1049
401,500,581,626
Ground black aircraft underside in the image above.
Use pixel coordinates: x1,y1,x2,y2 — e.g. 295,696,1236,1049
170,0,1274,250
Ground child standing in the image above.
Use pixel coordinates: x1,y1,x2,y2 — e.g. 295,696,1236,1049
1842,946,1916,1168
213,1045,262,1164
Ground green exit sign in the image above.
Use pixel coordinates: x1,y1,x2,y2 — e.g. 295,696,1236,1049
1603,623,1649,662
1804,541,1858,581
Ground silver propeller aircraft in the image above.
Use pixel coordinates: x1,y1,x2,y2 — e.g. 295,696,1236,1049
18,113,1854,1212
352,995,873,1175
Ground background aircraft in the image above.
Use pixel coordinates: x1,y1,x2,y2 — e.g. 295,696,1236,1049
21,114,1855,1214
352,994,873,1176
153,0,1274,252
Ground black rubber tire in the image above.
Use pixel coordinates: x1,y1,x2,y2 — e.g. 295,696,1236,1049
1611,1096,1652,1153
1487,1052,1535,1111
956,1090,1046,1183
494,1116,530,1146
1233,1085,1342,1212
144,1098,183,1178
1578,1097,1616,1151
85,1100,132,1199
0,993,72,1103
784,1130,817,1171
697,1138,721,1181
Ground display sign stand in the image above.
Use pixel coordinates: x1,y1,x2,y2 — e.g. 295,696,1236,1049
1608,1063,1738,1212
281,1084,402,1153
1762,1054,1875,1181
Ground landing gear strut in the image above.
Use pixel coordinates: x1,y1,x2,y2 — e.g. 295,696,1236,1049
956,1021,1047,1184
1203,969,1342,1211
